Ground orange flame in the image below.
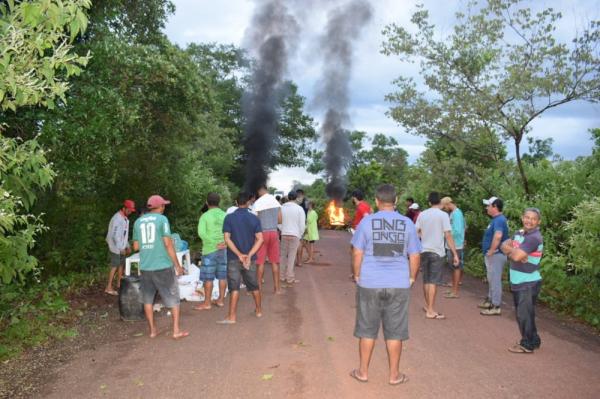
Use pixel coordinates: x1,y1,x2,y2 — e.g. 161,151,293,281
327,200,346,226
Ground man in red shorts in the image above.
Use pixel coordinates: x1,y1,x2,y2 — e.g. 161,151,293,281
253,184,283,293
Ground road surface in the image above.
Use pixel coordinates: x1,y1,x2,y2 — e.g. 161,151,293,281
41,230,600,398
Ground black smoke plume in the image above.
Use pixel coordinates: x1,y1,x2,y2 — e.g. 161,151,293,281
242,1,299,193
315,0,372,201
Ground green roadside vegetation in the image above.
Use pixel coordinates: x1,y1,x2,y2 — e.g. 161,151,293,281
0,0,317,360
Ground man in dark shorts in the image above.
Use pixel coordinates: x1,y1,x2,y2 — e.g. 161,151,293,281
218,191,264,324
350,184,421,385
501,208,544,353
105,199,135,295
415,192,459,319
441,197,466,298
132,195,188,339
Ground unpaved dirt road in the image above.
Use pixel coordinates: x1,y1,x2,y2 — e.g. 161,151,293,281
41,230,600,398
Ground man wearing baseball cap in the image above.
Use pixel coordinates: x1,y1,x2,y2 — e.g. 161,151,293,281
132,195,189,339
479,196,509,315
105,199,136,295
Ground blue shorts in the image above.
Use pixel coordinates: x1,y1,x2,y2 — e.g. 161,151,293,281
200,249,227,281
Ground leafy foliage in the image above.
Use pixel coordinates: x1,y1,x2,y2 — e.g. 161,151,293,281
0,270,101,360
0,0,91,111
382,0,600,195
0,0,90,283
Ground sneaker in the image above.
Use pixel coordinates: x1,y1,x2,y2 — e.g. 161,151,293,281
508,344,533,354
477,299,492,309
480,306,501,316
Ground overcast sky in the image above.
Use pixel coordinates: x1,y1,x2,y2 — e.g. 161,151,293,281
164,0,600,191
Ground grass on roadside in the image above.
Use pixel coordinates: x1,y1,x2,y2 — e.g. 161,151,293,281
0,270,104,361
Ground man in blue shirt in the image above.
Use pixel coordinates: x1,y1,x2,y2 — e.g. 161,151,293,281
218,191,264,324
350,184,421,386
479,196,509,315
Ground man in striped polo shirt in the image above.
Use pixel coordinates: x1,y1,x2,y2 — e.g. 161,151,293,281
501,208,543,354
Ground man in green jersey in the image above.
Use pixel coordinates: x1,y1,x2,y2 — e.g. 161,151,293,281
133,195,189,339
196,192,227,310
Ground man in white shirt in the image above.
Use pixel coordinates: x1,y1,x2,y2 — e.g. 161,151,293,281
105,200,136,295
280,191,306,286
415,192,459,319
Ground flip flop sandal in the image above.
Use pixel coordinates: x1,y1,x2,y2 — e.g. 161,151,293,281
426,313,446,320
211,301,225,307
444,293,459,298
104,290,118,296
389,373,409,385
216,319,236,325
508,344,533,353
173,331,189,340
349,369,368,383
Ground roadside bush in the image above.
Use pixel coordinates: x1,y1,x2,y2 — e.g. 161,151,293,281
0,271,102,360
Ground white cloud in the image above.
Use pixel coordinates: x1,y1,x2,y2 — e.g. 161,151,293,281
165,0,253,46
268,166,319,192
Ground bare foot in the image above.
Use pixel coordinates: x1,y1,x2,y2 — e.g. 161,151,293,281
173,331,190,340
212,300,225,307
193,304,211,311
255,310,263,318
274,290,284,295
104,289,118,296
149,330,159,338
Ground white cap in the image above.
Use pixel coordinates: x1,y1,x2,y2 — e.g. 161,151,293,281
409,203,419,210
483,196,498,205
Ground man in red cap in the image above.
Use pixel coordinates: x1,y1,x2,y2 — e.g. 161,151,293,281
133,195,189,339
105,199,136,295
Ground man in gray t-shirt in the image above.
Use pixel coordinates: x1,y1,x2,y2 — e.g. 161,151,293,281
415,192,459,319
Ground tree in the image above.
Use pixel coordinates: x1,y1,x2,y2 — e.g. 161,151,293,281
0,0,91,283
186,43,317,187
83,0,175,44
522,137,554,164
382,0,600,196
271,82,318,169
32,36,235,272
1,0,91,111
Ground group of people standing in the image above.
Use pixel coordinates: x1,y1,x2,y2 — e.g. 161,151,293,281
104,187,320,337
349,185,544,385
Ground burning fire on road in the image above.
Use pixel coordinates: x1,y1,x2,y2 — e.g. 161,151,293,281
326,200,348,228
